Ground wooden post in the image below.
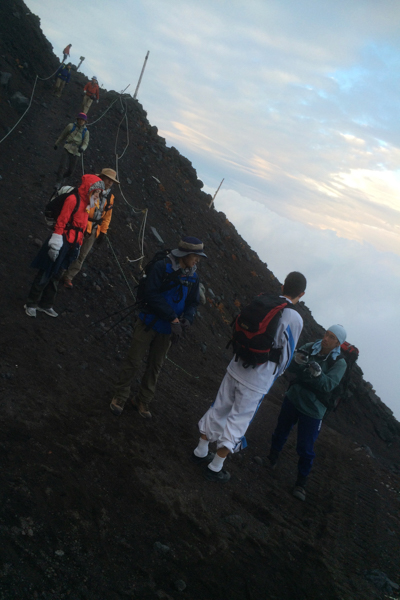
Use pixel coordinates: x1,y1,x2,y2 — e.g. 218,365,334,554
77,56,85,71
208,178,224,208
133,51,150,99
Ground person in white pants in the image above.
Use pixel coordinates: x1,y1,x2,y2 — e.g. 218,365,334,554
191,271,307,482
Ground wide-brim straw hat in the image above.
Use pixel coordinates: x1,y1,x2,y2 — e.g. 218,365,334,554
96,168,120,184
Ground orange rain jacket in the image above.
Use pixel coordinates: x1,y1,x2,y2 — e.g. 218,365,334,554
86,194,114,237
83,81,100,100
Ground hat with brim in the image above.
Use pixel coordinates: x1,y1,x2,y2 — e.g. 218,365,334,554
96,168,120,184
171,236,207,258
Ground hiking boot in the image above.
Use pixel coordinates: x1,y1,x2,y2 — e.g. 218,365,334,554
203,467,231,483
292,486,306,501
63,278,73,289
24,304,36,318
190,451,215,465
110,398,124,416
37,307,58,318
131,398,152,419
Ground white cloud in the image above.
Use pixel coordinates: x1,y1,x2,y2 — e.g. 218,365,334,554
211,186,400,420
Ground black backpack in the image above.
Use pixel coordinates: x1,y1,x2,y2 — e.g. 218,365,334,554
227,294,295,368
45,186,80,228
325,342,359,413
135,250,184,308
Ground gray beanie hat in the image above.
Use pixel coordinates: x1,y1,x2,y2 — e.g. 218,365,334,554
327,324,347,345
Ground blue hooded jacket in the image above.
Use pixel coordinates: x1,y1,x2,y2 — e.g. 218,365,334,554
56,64,71,83
139,258,200,334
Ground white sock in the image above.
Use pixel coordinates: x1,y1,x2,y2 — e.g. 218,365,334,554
208,454,225,472
193,437,209,458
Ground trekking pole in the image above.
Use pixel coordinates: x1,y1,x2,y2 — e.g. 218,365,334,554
89,302,138,326
95,307,137,339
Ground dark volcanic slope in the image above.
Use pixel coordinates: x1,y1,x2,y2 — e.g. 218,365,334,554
0,3,399,599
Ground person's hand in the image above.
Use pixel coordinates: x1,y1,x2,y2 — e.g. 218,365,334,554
96,99,99,104
54,145,58,150
294,350,309,365
170,321,182,344
179,318,190,336
48,247,59,262
96,232,106,246
307,361,322,377
78,147,84,153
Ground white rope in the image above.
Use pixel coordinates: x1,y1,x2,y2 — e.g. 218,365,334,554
86,98,118,126
0,64,63,146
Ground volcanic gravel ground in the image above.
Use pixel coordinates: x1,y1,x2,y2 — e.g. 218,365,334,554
0,2,399,598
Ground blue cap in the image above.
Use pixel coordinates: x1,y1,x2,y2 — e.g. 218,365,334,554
327,324,347,345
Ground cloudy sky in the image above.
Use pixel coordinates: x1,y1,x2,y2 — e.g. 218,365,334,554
25,0,400,419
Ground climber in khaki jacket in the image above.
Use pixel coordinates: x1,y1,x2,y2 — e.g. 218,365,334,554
54,112,90,187
63,168,119,288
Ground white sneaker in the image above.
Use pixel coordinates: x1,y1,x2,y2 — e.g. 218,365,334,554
24,304,36,318
37,307,58,318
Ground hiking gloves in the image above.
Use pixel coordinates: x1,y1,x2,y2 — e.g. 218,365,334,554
179,318,190,330
78,147,84,153
170,321,183,344
96,232,106,246
48,247,59,262
48,233,63,262
307,361,322,377
294,350,309,365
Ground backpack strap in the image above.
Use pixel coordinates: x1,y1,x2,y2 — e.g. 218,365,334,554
64,190,82,244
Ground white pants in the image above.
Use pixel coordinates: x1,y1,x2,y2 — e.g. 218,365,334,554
198,372,264,453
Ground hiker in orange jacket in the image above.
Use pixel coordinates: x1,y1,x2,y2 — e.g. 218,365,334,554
63,168,119,288
82,77,99,114
62,44,72,62
24,175,105,318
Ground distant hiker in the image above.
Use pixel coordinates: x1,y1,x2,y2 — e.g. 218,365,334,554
62,44,72,62
62,168,119,288
110,237,206,418
54,112,89,187
82,76,99,114
53,63,72,98
191,272,306,482
268,324,347,502
24,175,105,318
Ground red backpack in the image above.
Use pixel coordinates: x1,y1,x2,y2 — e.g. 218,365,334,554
227,294,295,368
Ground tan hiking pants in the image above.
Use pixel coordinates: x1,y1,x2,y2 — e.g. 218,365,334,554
114,319,171,407
64,230,97,281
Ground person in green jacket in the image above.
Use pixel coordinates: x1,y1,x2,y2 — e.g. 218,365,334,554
268,324,347,502
54,112,90,187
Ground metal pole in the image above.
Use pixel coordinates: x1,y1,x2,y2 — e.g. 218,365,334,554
133,51,150,99
208,178,224,208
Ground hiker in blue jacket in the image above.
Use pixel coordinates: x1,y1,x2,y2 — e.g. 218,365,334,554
268,324,347,502
53,63,72,97
110,236,206,418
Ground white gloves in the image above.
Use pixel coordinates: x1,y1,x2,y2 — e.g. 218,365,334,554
48,233,63,262
48,247,59,262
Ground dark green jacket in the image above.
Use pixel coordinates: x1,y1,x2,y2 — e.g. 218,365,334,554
286,342,346,419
